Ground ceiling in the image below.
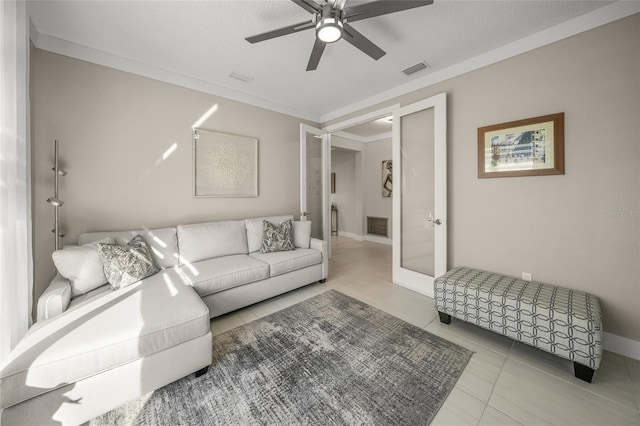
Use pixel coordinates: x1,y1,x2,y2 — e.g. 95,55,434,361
340,116,392,139
29,1,621,122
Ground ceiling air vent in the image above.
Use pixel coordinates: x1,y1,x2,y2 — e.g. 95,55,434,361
228,71,254,83
402,61,431,76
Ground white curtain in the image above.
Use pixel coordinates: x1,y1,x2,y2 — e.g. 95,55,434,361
0,0,33,366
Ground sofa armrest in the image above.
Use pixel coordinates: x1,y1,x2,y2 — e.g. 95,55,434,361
36,274,72,322
310,238,328,279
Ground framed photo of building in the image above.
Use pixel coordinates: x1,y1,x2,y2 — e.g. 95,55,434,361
193,128,258,197
478,113,564,178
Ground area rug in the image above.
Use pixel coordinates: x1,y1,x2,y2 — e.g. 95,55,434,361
91,290,472,425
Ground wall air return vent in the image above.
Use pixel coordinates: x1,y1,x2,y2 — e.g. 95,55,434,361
367,217,388,237
402,61,431,76
228,71,254,83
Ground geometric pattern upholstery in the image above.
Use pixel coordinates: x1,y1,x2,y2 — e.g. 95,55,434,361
434,267,603,370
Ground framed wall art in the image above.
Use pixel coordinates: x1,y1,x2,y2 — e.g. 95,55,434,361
382,159,392,197
478,113,564,178
193,128,258,197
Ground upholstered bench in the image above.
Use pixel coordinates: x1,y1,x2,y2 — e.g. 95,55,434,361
433,267,603,383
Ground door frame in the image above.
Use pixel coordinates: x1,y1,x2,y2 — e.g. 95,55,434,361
299,124,331,248
392,93,447,297
322,95,447,297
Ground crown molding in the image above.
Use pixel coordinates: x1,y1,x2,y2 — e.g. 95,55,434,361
31,31,321,123
28,2,639,125
363,131,392,143
333,130,392,143
320,1,640,123
333,131,367,143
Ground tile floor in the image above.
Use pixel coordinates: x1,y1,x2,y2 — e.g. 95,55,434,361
211,236,640,425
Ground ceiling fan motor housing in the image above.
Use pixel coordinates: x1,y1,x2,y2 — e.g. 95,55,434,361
316,4,344,43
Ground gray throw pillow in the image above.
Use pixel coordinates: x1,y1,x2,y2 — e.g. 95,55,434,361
261,219,295,253
98,235,159,290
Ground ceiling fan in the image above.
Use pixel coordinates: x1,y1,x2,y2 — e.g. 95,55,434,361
245,0,434,71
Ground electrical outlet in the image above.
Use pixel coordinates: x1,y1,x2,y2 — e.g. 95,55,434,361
522,272,532,281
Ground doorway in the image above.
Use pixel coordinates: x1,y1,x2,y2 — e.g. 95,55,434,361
330,119,393,246
323,94,447,297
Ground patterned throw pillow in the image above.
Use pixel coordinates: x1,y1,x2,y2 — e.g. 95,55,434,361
98,235,159,290
261,219,295,253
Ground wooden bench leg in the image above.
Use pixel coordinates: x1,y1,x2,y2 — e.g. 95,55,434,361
195,366,209,378
574,362,595,383
438,311,452,325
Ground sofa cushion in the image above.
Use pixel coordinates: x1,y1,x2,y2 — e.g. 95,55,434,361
179,254,269,297
52,237,114,297
98,235,159,290
177,220,247,264
249,249,322,278
0,268,209,410
245,215,294,253
78,227,178,269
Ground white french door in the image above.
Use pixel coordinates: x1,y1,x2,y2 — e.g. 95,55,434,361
299,124,331,245
392,93,447,297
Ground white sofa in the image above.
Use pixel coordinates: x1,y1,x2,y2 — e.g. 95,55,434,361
0,215,328,425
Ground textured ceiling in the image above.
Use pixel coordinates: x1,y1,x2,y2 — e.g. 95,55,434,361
29,1,616,121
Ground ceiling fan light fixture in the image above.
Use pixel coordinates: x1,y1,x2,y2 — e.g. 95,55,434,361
316,17,343,43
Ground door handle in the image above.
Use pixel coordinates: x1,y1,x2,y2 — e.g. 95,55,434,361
427,217,442,225
301,212,311,217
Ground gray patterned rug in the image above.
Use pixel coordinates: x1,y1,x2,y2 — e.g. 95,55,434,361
92,290,472,425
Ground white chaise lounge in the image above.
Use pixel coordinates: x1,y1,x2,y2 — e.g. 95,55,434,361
0,215,327,425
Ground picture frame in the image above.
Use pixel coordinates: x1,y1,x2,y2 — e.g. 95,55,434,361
382,160,392,197
477,113,564,178
193,128,258,197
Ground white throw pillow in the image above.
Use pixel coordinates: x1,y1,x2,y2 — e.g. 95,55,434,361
293,221,312,249
52,237,115,298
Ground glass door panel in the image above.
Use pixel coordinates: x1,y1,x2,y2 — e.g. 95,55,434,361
300,124,330,245
392,93,447,297
306,131,324,239
400,107,435,276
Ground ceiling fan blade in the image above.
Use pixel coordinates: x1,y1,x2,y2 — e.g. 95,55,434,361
291,0,321,14
336,0,348,11
306,38,326,71
344,0,433,23
342,23,386,60
245,20,315,44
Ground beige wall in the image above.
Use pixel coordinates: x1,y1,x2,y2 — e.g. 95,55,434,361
330,137,393,239
324,15,640,340
31,49,315,310
364,138,392,239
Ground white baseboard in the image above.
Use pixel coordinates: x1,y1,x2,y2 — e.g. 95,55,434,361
604,332,640,361
364,235,392,246
336,231,392,246
335,231,363,241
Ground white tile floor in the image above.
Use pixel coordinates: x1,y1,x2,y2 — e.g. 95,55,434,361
211,236,640,426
